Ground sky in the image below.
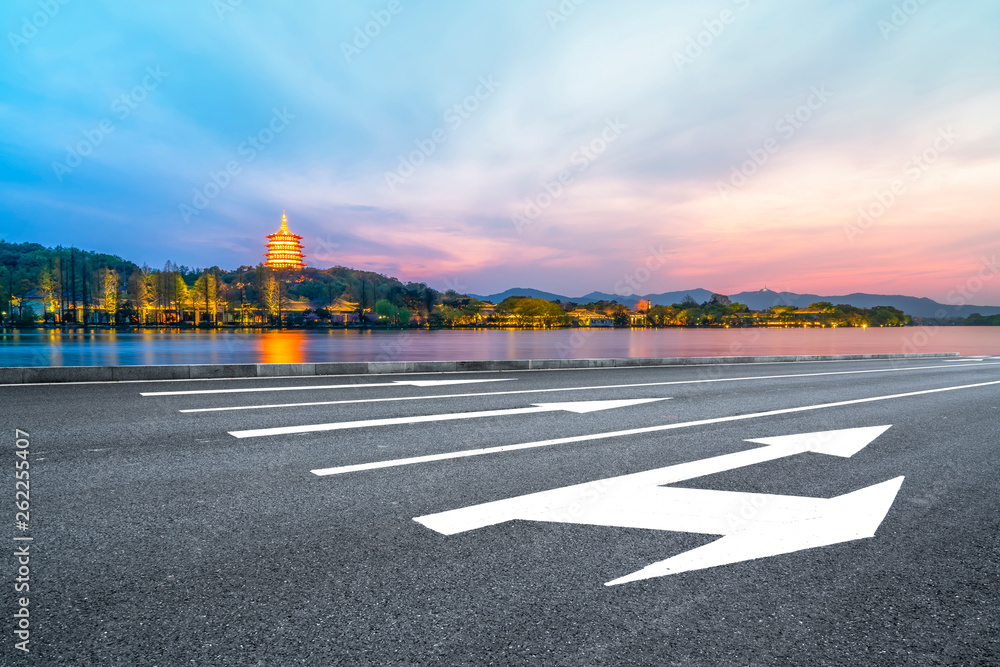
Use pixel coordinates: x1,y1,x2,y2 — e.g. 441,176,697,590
1,0,998,304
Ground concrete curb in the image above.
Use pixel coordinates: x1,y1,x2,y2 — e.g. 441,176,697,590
0,353,960,384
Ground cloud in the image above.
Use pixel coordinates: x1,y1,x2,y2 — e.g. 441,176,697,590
1,0,998,302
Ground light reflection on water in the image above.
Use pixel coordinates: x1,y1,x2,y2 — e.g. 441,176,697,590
261,332,306,364
0,327,997,367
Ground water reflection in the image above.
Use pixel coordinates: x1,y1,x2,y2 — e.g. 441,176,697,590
0,327,997,366
260,331,306,364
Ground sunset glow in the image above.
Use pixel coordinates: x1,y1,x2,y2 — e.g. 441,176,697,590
2,2,997,304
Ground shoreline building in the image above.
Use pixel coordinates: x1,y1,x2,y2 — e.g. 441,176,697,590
264,211,306,270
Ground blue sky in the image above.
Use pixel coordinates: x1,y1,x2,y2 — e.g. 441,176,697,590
2,0,998,303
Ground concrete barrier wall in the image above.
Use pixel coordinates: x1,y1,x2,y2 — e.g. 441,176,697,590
0,353,960,384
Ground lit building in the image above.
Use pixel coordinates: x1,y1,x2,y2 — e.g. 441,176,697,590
568,308,614,327
264,211,306,270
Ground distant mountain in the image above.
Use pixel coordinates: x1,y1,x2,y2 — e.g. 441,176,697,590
469,288,714,308
469,287,1000,319
468,287,578,303
728,290,1000,318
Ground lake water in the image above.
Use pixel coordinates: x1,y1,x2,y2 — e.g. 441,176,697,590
0,327,997,366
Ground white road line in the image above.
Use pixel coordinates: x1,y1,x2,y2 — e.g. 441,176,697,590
141,378,512,397
229,398,668,439
0,357,955,389
310,378,1000,476
179,361,1000,413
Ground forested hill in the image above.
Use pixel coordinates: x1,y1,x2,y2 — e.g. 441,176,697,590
471,286,1000,319
0,240,441,320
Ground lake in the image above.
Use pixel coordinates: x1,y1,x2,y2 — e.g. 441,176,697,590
0,327,997,367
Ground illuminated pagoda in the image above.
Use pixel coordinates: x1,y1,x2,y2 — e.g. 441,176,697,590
264,210,306,270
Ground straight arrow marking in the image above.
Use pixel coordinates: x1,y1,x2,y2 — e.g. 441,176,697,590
413,426,904,585
141,378,512,397
311,378,1000,476
229,398,668,439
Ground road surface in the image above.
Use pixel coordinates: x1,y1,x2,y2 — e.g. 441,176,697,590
3,356,999,665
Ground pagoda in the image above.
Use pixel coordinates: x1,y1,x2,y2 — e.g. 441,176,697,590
264,210,306,270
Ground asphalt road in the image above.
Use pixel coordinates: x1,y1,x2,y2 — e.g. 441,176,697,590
3,357,1000,665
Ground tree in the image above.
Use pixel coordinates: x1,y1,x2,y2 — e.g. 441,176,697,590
81,253,89,324
174,274,190,321
69,248,77,316
231,266,257,325
495,297,568,327
375,299,398,323
647,304,679,326
869,306,909,327
38,266,59,319
100,268,120,323
142,267,158,322
128,271,147,320
0,266,10,324
677,295,699,309
702,301,730,324
17,305,38,327
260,270,280,322
194,269,220,324
422,286,436,320
128,266,157,324
708,293,731,306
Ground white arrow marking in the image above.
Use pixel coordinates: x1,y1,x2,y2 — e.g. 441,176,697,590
414,426,903,585
312,379,1000,476
605,477,904,585
141,378,512,397
229,398,668,439
415,425,891,534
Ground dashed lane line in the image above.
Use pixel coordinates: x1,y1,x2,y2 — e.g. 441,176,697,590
179,361,1000,413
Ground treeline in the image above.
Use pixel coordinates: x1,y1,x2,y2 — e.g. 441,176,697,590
428,294,913,328
956,313,1000,326
0,240,439,326
500,295,911,328
750,301,913,327
0,239,926,329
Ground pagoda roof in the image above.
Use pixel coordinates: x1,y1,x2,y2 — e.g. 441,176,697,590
329,297,360,312
267,211,303,240
264,210,306,269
